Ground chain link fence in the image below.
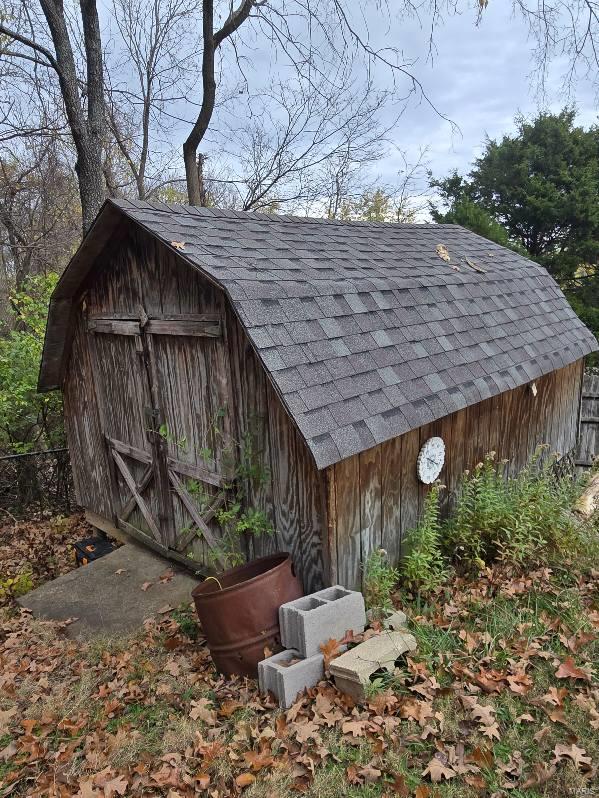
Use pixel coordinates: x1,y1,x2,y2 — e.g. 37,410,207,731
0,448,74,519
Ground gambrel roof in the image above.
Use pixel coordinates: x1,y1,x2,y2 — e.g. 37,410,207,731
39,198,597,469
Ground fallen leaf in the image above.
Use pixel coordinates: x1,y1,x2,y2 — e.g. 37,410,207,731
541,686,568,706
170,241,186,251
0,708,16,735
473,668,506,693
319,638,341,668
552,743,592,771
102,776,128,797
219,700,243,718
481,722,500,740
436,243,451,262
465,256,486,273
341,719,368,737
388,772,410,796
358,763,382,783
465,746,494,768
243,748,274,772
515,712,535,724
141,581,153,592
522,762,556,789
507,671,533,694
235,772,256,788
422,755,457,782
547,707,568,725
189,697,216,725
554,656,591,682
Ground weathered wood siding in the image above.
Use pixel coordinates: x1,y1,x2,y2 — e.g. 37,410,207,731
64,226,234,563
226,310,327,593
327,359,584,590
63,311,113,519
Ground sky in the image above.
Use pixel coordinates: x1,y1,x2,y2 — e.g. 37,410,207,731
100,0,598,212
376,2,597,188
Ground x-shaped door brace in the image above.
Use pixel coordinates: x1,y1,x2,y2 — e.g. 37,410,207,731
111,448,161,541
168,469,227,568
107,436,228,567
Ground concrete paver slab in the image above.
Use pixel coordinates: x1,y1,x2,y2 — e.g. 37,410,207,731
18,543,201,640
329,630,417,701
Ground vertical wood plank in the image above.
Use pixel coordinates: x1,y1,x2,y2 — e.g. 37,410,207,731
399,428,420,551
295,428,326,592
325,467,338,585
267,382,304,581
381,436,402,565
63,307,113,518
227,311,277,560
334,456,362,590
359,446,382,583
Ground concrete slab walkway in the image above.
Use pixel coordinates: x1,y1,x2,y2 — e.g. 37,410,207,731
18,543,201,640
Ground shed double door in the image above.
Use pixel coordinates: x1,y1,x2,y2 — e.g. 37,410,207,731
88,310,232,568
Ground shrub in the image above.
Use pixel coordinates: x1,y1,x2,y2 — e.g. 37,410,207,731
445,448,582,568
362,548,399,618
0,273,64,454
402,484,449,593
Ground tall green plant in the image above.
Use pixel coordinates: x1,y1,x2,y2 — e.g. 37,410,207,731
362,548,399,619
402,484,448,593
445,448,581,567
0,273,63,454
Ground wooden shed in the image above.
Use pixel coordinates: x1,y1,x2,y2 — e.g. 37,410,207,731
39,199,597,591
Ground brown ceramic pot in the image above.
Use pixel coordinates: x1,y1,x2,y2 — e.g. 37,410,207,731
191,553,303,678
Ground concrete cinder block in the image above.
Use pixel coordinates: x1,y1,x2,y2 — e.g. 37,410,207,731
279,585,366,657
258,649,325,708
329,630,417,702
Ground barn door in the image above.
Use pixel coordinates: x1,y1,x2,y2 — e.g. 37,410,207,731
147,314,232,568
88,310,232,567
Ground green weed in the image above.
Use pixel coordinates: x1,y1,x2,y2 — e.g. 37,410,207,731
402,484,449,593
445,449,583,568
362,549,399,618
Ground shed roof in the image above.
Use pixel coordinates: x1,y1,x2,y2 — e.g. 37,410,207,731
39,198,597,469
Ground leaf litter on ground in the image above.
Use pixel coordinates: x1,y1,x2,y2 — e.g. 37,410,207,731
0,515,597,796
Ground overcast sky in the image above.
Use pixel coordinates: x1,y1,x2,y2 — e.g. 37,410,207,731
378,1,597,188
101,0,597,211
207,1,597,209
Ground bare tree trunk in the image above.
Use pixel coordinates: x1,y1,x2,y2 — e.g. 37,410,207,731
80,0,106,230
2,0,106,232
183,0,255,205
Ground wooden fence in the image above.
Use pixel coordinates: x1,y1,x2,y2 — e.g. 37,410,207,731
576,372,599,473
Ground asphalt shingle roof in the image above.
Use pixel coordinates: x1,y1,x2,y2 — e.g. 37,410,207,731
42,199,598,469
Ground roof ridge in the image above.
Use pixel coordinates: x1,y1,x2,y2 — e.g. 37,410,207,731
109,197,463,230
